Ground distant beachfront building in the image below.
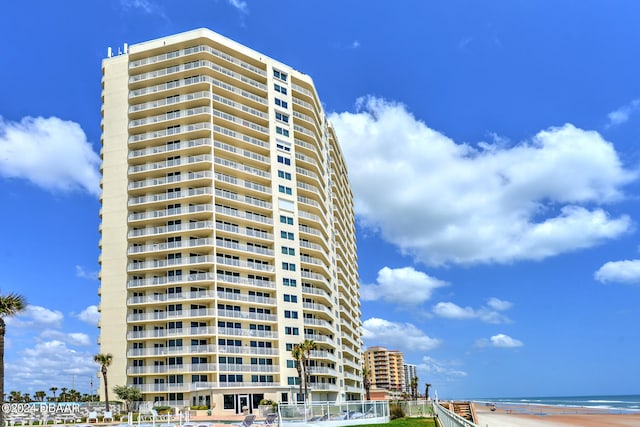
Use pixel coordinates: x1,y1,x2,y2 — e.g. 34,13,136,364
98,28,362,415
363,346,405,399
403,363,417,395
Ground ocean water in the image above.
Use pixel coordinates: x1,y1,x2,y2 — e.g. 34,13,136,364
473,395,640,413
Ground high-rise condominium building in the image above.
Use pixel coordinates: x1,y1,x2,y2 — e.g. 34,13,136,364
403,363,417,396
363,347,405,393
99,28,362,415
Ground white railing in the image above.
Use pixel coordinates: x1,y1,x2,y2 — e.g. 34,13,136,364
278,400,389,426
434,400,479,427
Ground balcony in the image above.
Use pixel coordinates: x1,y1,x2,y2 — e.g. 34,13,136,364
304,333,333,344
128,220,213,239
214,157,270,181
129,171,213,192
218,364,279,373
127,308,215,322
127,289,214,305
217,328,278,339
215,189,272,211
129,106,212,129
217,309,277,323
127,326,216,339
128,154,212,175
127,272,215,289
216,256,274,273
128,138,211,160
128,187,213,207
215,222,273,242
216,274,276,290
127,363,217,375
129,45,267,79
215,237,274,257
126,344,216,357
129,59,267,94
215,205,273,227
129,91,210,114
214,139,269,165
128,203,213,223
128,238,214,255
215,172,271,196
129,122,213,144
129,75,267,107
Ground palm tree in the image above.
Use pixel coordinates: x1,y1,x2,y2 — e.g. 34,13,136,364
49,387,58,401
424,383,432,400
34,391,46,402
94,353,113,411
0,293,26,426
9,391,21,403
362,366,372,401
410,376,419,400
60,387,68,402
291,344,304,402
300,339,317,401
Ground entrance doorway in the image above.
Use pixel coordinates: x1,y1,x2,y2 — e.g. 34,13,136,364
237,395,249,414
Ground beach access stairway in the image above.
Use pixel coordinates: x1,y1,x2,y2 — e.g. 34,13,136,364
434,400,479,427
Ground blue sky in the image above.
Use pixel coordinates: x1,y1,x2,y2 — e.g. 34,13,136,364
1,0,639,399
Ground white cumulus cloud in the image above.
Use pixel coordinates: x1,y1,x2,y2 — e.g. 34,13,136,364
476,333,524,348
75,265,99,281
330,97,634,266
418,356,467,379
6,305,64,328
433,298,513,324
40,330,92,346
594,259,640,284
607,99,640,127
0,116,100,196
76,305,100,326
226,0,248,13
362,317,441,351
360,266,447,305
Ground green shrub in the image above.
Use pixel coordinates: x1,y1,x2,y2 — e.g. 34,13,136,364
153,405,172,414
390,404,405,420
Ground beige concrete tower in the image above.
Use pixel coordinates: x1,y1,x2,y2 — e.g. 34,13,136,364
363,347,405,397
98,28,362,415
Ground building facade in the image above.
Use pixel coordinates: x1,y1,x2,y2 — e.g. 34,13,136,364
403,363,417,396
363,347,405,398
99,28,362,415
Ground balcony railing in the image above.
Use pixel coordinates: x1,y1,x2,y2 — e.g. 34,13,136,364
129,45,267,78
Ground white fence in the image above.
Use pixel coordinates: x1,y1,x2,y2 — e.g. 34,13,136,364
433,401,479,427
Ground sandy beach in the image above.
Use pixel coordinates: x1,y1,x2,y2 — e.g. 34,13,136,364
473,402,640,427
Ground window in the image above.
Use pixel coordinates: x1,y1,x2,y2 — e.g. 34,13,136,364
278,171,292,180
284,310,298,319
281,246,295,255
276,126,290,137
280,215,294,225
278,185,293,195
277,140,292,152
275,112,289,123
274,83,287,94
223,395,234,410
285,327,299,335
282,262,295,271
280,231,294,240
275,98,288,109
283,278,297,287
287,377,300,385
277,155,291,166
274,69,288,81
283,294,298,303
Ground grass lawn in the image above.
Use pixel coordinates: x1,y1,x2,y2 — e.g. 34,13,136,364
357,417,439,427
